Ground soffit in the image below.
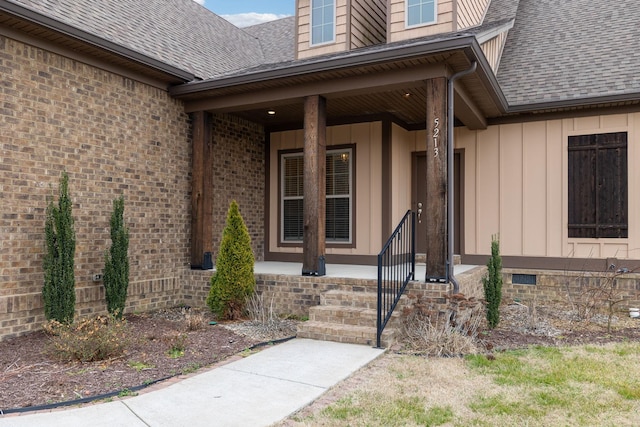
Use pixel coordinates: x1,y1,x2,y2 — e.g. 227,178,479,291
176,50,503,128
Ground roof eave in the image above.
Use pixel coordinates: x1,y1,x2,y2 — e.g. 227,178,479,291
0,0,196,82
170,34,507,112
506,92,640,113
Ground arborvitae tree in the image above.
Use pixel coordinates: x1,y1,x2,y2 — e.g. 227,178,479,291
482,236,503,329
43,171,76,324
104,195,130,318
206,200,255,319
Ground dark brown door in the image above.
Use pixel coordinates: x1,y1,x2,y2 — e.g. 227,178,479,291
412,151,462,254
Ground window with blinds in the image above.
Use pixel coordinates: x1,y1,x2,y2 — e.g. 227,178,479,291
281,148,353,243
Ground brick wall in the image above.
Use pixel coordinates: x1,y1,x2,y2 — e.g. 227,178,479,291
0,34,193,338
210,113,265,262
502,268,640,312
0,35,268,340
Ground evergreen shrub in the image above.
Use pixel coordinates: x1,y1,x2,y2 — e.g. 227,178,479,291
482,236,503,329
206,200,255,319
43,171,76,324
104,195,130,318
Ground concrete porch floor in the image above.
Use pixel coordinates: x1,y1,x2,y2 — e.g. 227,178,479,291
254,261,478,280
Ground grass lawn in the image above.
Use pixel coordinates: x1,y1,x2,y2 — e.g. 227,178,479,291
283,341,640,426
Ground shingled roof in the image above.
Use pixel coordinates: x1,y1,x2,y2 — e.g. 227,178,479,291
6,0,640,111
497,0,640,107
6,0,267,79
244,17,296,65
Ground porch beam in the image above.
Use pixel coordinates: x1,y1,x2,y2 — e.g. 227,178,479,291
183,64,449,113
425,77,448,281
190,111,214,269
454,84,487,130
302,95,327,276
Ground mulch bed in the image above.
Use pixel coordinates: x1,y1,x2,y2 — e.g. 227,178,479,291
0,308,295,412
2,303,639,413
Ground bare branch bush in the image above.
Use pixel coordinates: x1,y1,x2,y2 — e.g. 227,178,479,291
182,307,207,331
245,292,297,337
564,268,637,332
400,294,485,357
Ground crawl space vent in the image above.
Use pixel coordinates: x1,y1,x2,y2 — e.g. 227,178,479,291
512,273,537,285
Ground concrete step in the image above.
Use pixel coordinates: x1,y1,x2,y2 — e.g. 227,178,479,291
296,321,396,347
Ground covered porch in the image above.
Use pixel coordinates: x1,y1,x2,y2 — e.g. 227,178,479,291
171,28,508,281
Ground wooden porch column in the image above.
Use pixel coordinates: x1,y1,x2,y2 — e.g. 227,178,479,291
190,111,214,269
302,95,327,275
425,77,448,281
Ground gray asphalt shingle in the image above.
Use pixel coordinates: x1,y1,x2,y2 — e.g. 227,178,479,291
497,0,640,106
8,0,266,79
244,17,296,65
7,0,640,108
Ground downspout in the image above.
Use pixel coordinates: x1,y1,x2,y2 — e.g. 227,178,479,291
447,61,477,293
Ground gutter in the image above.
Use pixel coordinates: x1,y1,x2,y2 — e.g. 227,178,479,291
447,61,477,294
506,92,640,114
0,0,195,82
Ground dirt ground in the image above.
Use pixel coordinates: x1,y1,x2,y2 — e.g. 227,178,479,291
1,303,639,413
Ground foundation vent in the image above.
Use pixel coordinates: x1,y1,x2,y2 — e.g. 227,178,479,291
512,273,537,285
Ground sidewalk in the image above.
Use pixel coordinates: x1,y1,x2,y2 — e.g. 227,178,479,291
0,339,385,427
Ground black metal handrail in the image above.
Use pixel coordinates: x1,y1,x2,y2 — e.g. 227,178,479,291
376,210,415,348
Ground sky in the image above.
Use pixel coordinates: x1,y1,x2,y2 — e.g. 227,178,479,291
193,0,295,27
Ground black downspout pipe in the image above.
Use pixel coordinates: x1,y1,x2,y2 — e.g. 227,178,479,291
447,61,477,293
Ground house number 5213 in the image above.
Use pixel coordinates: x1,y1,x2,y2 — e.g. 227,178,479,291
433,118,440,158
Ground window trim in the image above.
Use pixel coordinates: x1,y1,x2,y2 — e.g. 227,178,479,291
277,145,356,248
309,0,336,47
567,131,628,239
405,0,438,28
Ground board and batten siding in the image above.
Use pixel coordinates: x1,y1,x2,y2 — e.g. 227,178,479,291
296,0,349,59
268,123,383,256
388,0,454,43
456,113,640,260
480,31,508,73
456,0,490,29
350,0,386,49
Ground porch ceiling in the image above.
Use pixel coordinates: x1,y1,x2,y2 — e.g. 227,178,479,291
174,49,503,130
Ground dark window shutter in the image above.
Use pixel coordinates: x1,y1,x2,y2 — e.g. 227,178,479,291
568,132,627,238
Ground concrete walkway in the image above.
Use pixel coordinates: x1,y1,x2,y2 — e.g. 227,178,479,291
0,339,385,427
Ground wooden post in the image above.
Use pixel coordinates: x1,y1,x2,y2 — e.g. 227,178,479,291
302,95,327,275
190,111,214,269
425,78,448,281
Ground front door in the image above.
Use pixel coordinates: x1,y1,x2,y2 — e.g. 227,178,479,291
412,151,462,255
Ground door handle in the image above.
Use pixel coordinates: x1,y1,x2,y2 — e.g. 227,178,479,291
417,202,423,223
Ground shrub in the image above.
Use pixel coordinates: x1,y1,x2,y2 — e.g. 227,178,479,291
206,200,256,319
104,195,130,318
182,307,207,331
43,171,76,324
246,292,298,337
44,315,129,362
483,236,503,329
400,294,484,356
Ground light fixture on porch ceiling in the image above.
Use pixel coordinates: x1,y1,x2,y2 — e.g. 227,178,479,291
267,110,276,115
403,92,411,99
